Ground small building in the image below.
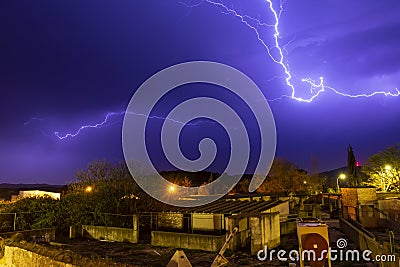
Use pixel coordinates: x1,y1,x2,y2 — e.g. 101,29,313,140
151,198,289,255
341,187,378,227
18,190,61,200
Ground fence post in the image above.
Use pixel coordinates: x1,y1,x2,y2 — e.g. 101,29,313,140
155,213,158,231
13,213,16,231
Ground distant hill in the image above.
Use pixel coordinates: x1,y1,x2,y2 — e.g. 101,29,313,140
319,166,366,188
320,166,348,187
0,183,64,189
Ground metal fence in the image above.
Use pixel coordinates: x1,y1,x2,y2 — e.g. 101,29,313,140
0,212,49,233
138,212,225,236
85,212,135,228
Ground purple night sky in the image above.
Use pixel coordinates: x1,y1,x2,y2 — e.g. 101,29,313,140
1,0,399,184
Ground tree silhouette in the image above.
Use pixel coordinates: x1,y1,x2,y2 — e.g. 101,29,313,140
347,145,362,186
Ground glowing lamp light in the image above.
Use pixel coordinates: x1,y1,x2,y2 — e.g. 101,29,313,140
168,185,176,193
337,173,346,192
356,161,361,167
85,186,93,193
385,165,392,171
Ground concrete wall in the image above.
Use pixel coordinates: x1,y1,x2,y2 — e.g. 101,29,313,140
262,201,289,218
226,212,281,254
358,205,378,228
0,246,74,267
151,231,225,252
378,199,400,219
280,219,297,235
378,198,400,211
339,218,400,267
298,204,321,219
82,224,138,243
71,215,139,243
157,212,184,230
191,213,224,232
69,225,81,239
250,212,280,255
225,216,250,251
377,192,400,199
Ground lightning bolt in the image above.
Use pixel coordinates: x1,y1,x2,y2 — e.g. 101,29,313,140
24,117,45,126
54,112,124,140
30,0,400,140
189,0,400,102
53,111,215,140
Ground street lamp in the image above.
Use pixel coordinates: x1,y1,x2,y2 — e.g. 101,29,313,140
85,186,93,193
168,185,176,193
385,165,392,171
337,173,346,192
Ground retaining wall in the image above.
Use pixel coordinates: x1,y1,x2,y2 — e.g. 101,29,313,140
151,231,225,252
0,245,74,267
280,219,297,235
82,225,138,243
250,212,280,255
339,218,400,267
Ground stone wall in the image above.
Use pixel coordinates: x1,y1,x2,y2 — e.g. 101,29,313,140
151,231,225,252
341,188,359,207
341,187,377,207
0,246,74,267
0,244,126,267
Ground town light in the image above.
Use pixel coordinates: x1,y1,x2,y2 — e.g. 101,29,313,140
168,185,176,193
385,165,392,171
85,186,93,193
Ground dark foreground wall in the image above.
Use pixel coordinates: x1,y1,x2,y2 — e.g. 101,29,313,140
0,245,74,267
340,218,399,267
151,231,225,252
